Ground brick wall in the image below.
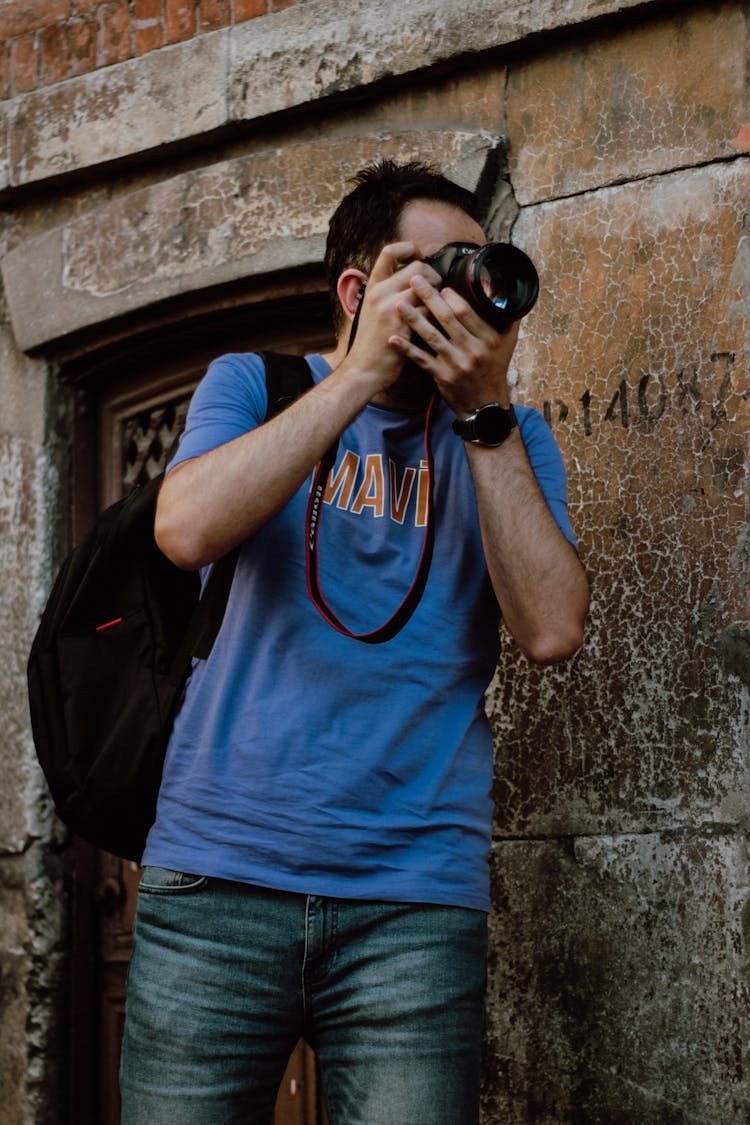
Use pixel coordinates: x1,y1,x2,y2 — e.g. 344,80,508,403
0,0,303,99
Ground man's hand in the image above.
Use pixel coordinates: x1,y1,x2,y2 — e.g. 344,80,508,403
338,242,442,396
388,273,519,416
388,271,589,665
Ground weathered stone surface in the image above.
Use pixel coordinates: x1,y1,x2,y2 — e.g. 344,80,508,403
2,0,682,190
0,318,49,445
0,110,9,195
228,0,685,129
0,430,65,853
483,832,750,1123
506,5,749,204
0,200,67,1125
5,30,229,186
2,129,500,350
0,884,30,1125
488,159,750,837
0,851,66,1125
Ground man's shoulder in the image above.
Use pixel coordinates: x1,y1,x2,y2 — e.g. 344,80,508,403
514,402,559,447
513,402,545,429
513,402,568,475
204,351,267,378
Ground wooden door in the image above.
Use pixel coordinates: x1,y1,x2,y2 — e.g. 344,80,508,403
67,307,332,1124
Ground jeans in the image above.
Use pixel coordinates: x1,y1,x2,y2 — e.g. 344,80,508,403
119,868,488,1124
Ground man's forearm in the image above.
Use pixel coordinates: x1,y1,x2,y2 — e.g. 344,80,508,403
465,432,589,664
155,362,378,569
155,240,451,569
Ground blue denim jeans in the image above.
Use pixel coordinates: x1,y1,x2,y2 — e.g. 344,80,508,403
119,868,487,1124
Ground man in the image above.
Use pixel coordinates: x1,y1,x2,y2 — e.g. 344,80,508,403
120,160,589,1124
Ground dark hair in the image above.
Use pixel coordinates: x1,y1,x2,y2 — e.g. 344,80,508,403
324,159,482,334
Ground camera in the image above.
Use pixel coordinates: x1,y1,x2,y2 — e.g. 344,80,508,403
423,242,539,332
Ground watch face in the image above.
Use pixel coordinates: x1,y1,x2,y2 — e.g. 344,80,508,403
473,404,515,445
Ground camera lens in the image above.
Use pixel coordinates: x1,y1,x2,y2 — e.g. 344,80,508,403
465,244,538,327
478,263,508,308
426,242,539,331
479,261,508,301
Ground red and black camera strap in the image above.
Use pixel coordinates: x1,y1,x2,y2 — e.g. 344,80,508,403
305,390,438,644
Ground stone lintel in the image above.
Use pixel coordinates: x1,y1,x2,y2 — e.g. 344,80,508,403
2,225,327,354
2,131,496,352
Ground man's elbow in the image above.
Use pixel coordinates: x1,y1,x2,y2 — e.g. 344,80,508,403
520,621,586,666
517,591,590,665
154,506,205,571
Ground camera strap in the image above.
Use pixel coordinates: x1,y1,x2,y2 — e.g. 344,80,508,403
305,390,438,644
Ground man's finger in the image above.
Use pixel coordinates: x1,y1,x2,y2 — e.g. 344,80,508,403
368,241,420,283
369,243,442,289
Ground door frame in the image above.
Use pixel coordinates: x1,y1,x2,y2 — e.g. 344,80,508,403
63,288,334,1124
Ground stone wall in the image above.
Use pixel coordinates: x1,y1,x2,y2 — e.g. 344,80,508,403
0,264,69,1121
0,0,747,1121
484,9,750,1119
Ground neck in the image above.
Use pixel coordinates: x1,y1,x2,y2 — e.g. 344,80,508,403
321,334,434,414
320,336,348,371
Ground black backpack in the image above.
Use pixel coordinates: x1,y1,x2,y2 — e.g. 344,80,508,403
27,351,313,862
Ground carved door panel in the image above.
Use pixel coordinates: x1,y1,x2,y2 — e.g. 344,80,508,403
71,356,329,1125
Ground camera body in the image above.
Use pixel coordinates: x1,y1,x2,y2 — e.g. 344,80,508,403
423,242,539,332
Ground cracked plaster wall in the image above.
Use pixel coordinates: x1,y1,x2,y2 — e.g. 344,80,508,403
0,1,748,1122
0,263,69,1121
481,5,750,1121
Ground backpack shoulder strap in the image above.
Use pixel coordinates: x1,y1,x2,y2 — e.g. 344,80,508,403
189,350,314,661
259,350,315,419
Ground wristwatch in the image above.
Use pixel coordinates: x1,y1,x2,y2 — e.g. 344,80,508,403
452,403,518,447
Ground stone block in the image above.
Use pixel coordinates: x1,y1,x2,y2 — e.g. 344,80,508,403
229,0,663,127
0,109,10,194
0,320,49,444
2,129,499,349
488,159,750,836
506,5,749,203
483,832,750,1123
6,30,229,186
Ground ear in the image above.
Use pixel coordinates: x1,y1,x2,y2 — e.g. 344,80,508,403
336,268,368,322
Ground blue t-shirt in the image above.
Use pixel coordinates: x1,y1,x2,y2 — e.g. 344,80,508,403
143,353,576,911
